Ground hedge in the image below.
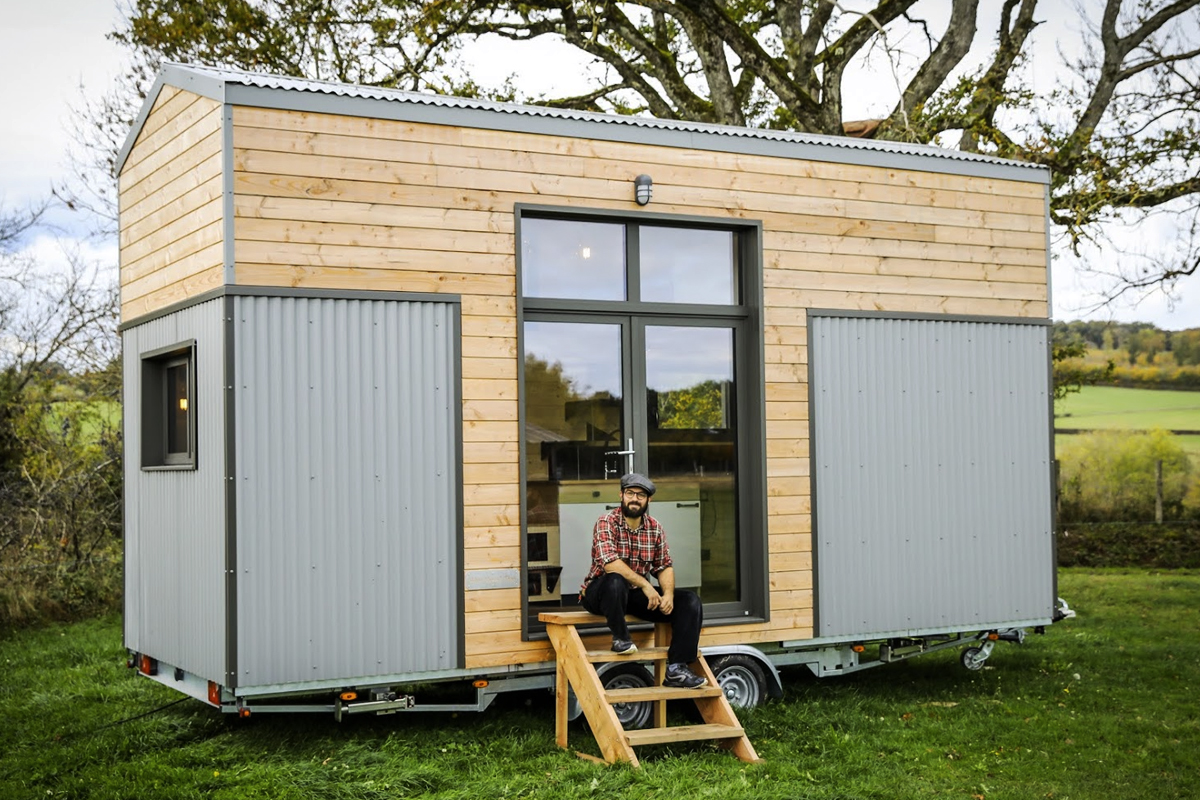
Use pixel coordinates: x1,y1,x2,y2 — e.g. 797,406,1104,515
1057,522,1200,568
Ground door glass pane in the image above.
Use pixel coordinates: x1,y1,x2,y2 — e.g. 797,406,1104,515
524,321,624,614
640,226,736,305
521,218,626,300
644,326,738,602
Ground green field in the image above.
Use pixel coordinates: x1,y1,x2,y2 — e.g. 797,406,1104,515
2,569,1198,799
1056,385,1200,458
1055,385,1200,431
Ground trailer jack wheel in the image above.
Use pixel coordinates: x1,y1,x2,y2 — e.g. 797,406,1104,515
960,641,994,671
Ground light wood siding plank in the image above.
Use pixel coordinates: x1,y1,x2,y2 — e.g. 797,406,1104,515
121,265,225,321
233,121,1046,216
118,89,224,321
233,106,1044,198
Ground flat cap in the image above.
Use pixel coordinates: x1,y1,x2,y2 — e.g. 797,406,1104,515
620,473,656,496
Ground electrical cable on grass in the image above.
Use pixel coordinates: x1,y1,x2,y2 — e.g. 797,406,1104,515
53,697,190,742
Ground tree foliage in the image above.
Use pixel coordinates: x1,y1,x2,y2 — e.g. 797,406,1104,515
0,202,123,628
91,0,1200,300
1052,337,1114,400
1057,429,1192,522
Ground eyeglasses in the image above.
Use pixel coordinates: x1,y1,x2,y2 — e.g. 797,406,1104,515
622,489,649,500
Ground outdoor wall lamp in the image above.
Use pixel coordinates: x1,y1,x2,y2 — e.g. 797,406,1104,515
634,174,653,205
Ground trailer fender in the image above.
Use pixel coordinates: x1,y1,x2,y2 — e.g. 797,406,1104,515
701,645,784,701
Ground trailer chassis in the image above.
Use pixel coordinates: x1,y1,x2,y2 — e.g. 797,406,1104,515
127,598,1075,718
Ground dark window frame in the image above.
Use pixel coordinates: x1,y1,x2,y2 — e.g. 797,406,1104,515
141,340,197,470
515,204,769,634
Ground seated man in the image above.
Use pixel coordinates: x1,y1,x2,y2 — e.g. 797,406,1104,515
578,473,707,689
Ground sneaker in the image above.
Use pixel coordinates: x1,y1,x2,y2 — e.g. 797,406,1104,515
611,638,638,655
664,663,707,689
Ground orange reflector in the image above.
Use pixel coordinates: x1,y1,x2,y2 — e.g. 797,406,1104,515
851,645,865,653
208,681,221,706
473,679,489,689
340,691,358,702
238,707,251,718
138,655,158,676
987,633,1000,641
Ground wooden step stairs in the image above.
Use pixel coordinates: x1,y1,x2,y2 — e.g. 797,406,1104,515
539,610,761,767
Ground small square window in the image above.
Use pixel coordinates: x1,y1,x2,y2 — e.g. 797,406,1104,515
141,342,196,469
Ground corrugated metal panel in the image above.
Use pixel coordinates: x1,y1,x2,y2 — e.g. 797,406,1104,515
123,299,227,681
809,315,1055,638
233,296,460,688
117,62,1050,183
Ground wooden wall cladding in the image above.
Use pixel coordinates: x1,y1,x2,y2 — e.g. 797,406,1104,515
119,88,225,321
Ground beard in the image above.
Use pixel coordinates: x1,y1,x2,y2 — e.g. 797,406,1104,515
621,499,648,518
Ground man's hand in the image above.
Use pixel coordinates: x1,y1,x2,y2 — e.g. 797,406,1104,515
656,567,676,614
641,583,663,610
659,591,674,615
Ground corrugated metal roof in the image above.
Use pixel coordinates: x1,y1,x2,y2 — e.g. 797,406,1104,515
118,61,1050,182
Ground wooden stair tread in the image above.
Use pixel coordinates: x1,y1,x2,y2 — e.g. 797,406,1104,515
625,723,746,746
538,611,608,625
605,685,723,703
586,646,669,662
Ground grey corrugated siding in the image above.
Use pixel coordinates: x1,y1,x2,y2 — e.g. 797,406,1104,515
809,315,1055,638
233,295,460,688
123,299,227,682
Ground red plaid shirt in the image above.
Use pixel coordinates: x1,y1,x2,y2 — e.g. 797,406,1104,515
579,507,673,597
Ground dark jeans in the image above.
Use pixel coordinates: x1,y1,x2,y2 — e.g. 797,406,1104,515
580,572,703,666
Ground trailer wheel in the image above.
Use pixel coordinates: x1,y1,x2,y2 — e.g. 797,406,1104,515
710,654,768,709
600,664,653,730
960,646,987,671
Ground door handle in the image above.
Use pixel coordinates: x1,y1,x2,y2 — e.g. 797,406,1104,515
601,438,636,476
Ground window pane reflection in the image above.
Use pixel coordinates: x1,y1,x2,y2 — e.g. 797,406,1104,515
524,321,625,616
524,321,623,481
646,327,734,431
521,218,625,300
640,227,736,305
166,362,190,455
645,326,738,602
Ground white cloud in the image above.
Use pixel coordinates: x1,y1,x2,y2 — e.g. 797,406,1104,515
0,1,126,208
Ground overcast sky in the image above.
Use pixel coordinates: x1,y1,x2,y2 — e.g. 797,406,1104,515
2,0,1196,329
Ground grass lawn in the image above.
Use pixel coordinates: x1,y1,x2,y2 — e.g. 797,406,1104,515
1055,385,1200,432
2,569,1197,799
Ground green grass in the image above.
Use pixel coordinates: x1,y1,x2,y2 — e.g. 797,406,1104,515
1055,385,1200,431
3,570,1199,799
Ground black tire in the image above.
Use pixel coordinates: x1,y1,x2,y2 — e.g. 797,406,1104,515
710,654,768,709
960,646,986,671
599,663,653,729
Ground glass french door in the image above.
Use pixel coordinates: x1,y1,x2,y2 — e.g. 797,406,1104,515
522,316,743,621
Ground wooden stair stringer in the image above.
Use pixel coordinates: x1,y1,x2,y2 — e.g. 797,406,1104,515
544,621,640,766
689,653,761,763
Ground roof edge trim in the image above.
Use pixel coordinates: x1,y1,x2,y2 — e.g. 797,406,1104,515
116,64,229,175
120,63,1051,185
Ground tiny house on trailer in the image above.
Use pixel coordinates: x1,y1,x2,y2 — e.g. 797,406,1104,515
119,63,1066,720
